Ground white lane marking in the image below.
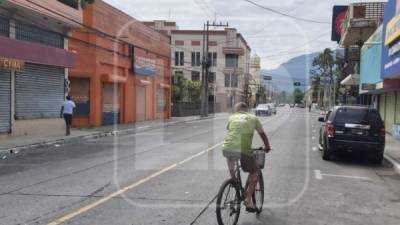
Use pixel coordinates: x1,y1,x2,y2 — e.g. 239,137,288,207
321,173,371,181
312,147,317,152
312,136,316,140
315,170,371,181
314,170,323,180
312,130,316,133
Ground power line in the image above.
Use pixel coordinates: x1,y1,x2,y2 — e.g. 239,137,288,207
243,0,330,24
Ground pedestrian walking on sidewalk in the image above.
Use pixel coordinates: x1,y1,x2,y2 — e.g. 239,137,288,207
60,96,76,136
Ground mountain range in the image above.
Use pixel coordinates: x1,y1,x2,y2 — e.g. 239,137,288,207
261,52,321,94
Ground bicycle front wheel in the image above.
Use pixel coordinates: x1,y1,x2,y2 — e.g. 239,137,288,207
252,171,264,214
216,179,241,225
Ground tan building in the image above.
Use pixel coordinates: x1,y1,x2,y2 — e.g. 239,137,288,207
249,54,262,106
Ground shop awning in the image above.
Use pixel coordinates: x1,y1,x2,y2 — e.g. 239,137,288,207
341,74,360,86
0,36,76,68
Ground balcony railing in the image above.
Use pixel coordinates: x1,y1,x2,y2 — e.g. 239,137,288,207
58,0,79,9
341,2,384,34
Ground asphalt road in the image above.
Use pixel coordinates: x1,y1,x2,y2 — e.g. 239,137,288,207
0,107,399,225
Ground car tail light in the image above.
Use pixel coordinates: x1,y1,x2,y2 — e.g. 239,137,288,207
327,122,335,137
380,128,386,137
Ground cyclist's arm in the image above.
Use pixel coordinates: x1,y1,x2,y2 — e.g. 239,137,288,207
255,119,271,152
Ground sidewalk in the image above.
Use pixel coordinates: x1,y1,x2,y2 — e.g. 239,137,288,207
385,134,400,174
0,113,228,156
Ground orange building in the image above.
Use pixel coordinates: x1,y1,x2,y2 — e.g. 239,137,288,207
68,0,171,127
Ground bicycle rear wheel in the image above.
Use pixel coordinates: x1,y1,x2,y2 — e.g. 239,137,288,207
252,171,264,214
216,179,241,225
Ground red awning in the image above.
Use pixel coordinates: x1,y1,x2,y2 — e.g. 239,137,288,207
0,36,76,68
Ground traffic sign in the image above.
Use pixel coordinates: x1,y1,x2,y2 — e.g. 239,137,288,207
294,82,302,86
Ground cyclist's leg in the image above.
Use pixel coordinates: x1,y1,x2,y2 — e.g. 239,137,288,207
241,155,259,209
223,151,241,179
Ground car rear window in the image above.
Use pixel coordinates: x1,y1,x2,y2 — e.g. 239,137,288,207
334,108,382,127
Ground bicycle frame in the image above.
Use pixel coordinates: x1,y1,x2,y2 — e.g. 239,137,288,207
233,161,246,201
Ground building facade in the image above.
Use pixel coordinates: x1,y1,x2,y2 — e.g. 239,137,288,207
339,2,385,104
0,0,80,136
379,0,400,135
170,28,251,112
249,54,262,107
69,0,171,128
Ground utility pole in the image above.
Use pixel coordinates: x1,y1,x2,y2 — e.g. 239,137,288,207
200,21,228,117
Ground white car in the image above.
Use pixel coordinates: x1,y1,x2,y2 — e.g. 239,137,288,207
255,104,271,116
267,103,277,115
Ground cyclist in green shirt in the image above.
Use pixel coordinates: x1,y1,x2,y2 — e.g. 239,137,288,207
223,102,271,212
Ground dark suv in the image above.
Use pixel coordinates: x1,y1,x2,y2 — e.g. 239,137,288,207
318,106,385,163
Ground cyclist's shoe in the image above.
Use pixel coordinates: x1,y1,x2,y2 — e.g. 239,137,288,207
244,199,257,213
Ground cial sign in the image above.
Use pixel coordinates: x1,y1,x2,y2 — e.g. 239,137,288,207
0,57,24,71
263,75,272,80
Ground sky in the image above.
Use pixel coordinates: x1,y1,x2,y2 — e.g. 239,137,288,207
103,0,383,70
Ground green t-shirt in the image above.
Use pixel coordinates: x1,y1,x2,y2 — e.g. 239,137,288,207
223,112,262,156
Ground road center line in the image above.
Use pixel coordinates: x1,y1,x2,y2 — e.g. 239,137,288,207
46,115,277,225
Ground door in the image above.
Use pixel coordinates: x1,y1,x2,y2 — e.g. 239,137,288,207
70,78,90,116
136,86,147,122
0,70,11,133
102,83,120,125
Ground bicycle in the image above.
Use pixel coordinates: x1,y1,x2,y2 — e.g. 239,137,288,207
216,148,266,225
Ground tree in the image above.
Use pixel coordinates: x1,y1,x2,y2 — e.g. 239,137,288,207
172,74,201,103
293,88,304,104
310,48,340,109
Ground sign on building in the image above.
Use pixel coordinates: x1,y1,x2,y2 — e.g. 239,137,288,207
134,49,156,76
0,57,24,71
331,6,348,43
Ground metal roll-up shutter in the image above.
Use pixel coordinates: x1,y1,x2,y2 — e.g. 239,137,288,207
15,64,64,119
0,70,11,133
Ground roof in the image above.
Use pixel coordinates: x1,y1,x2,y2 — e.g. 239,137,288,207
171,30,251,50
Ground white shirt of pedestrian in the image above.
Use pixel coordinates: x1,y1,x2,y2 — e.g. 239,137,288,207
63,100,76,115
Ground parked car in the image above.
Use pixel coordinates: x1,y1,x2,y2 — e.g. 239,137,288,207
255,104,271,116
318,106,385,163
290,104,295,108
297,103,305,108
279,103,285,107
267,103,277,115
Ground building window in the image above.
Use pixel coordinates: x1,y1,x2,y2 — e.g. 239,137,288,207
0,17,9,37
208,52,217,67
208,72,216,83
57,0,79,9
225,74,238,87
175,51,184,66
16,22,64,48
191,52,201,67
191,71,200,81
225,54,239,68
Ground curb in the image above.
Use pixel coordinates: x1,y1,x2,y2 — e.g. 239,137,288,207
384,153,400,175
0,114,219,159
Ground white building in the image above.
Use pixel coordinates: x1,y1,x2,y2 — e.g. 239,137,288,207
249,54,262,106
172,28,251,111
144,21,251,112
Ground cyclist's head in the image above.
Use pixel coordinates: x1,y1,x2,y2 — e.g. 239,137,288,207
234,102,249,112
66,95,71,101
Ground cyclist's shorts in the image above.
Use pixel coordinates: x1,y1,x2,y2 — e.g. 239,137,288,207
222,150,259,173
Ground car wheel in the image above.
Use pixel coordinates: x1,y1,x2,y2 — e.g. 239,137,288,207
371,152,384,165
322,142,332,161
